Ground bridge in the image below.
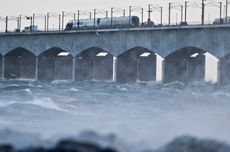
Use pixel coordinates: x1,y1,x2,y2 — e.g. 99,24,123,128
0,25,230,84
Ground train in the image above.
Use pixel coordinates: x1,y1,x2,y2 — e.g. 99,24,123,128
65,16,140,30
213,17,230,24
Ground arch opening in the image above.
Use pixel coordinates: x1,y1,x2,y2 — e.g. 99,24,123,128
116,47,159,83
38,48,73,81
4,48,36,79
164,47,218,84
75,47,113,81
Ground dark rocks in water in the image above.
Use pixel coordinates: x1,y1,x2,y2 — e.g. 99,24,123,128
96,148,118,152
55,139,101,152
18,147,47,152
0,145,15,152
157,135,230,152
54,139,118,152
2,135,230,152
1,139,118,152
76,130,129,152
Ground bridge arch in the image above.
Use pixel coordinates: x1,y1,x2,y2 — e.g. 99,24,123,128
164,47,218,84
38,47,73,81
116,46,163,83
75,47,114,81
4,47,36,79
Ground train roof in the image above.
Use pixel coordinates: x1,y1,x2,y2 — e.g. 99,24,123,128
67,16,139,23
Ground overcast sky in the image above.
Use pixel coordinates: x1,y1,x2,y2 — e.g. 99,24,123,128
0,0,227,31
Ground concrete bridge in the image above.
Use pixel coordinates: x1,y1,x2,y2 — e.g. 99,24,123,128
0,25,230,84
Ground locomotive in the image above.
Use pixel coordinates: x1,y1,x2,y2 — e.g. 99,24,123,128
65,16,140,30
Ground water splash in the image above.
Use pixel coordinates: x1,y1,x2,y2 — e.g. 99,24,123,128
0,80,229,151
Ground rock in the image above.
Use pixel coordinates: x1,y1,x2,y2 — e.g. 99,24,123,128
157,135,230,152
0,138,120,152
54,139,102,152
96,148,118,152
78,131,117,147
18,147,48,152
77,130,127,152
53,139,119,152
0,145,15,152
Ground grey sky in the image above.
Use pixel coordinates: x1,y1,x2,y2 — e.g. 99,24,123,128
0,0,227,31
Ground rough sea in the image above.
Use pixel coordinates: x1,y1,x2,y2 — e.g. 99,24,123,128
0,80,230,151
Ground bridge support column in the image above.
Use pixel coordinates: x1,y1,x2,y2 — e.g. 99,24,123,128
35,56,38,80
2,56,4,79
113,57,117,82
217,61,220,85
72,58,76,81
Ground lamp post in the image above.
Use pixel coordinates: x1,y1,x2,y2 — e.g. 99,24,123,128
47,12,49,31
184,1,201,24
169,3,172,25
19,15,22,31
220,2,223,22
169,2,183,25
0,17,5,29
4,16,20,32
24,14,45,31
226,0,229,23
148,4,152,22
205,1,223,24
128,6,144,26
44,15,46,31
94,9,96,27
61,11,75,30
93,9,108,27
77,10,92,29
148,4,163,25
77,10,80,29
106,11,108,18
111,7,126,27
201,0,206,25
5,16,8,33
26,16,33,32
129,6,132,25
181,5,183,23
62,12,64,30
185,1,187,23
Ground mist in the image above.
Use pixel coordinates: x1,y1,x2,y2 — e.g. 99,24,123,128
0,80,230,151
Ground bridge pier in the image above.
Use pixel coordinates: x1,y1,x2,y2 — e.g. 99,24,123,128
72,58,76,81
113,57,117,82
219,54,230,84
35,57,38,80
1,55,4,79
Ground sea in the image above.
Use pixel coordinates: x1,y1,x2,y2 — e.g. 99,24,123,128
0,80,230,151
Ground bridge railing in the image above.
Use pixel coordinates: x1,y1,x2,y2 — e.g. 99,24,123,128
0,20,228,34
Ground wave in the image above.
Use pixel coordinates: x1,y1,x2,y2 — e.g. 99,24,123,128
0,102,71,119
0,80,230,151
